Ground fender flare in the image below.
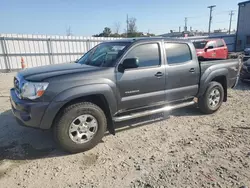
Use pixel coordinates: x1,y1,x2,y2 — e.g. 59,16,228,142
40,84,117,131
198,68,228,97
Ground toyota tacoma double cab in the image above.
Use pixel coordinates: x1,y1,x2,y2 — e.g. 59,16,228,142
10,37,240,153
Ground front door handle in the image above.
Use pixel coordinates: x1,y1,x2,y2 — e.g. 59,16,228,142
189,68,195,73
155,72,164,77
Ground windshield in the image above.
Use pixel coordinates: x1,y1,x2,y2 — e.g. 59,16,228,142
193,41,208,49
77,42,130,67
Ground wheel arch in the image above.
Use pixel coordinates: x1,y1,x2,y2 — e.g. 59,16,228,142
199,68,228,102
52,94,115,135
211,76,227,102
40,84,117,134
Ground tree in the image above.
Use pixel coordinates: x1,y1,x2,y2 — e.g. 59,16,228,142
113,22,121,34
127,17,137,34
103,27,112,37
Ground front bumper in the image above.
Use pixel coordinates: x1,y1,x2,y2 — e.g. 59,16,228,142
10,88,50,129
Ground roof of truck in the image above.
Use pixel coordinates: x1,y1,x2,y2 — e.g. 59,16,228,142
104,37,191,43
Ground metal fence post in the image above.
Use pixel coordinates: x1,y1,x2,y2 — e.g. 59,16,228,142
47,38,54,64
0,37,11,72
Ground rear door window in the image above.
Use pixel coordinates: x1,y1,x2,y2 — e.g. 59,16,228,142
165,43,192,65
216,39,225,47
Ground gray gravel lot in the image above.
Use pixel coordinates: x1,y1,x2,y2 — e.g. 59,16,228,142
0,72,250,188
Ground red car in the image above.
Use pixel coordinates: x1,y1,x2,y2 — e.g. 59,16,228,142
193,39,228,60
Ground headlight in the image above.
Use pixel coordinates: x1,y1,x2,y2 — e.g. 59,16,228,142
21,82,49,100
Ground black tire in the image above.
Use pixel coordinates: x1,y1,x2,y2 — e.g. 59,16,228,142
54,102,107,153
198,81,224,114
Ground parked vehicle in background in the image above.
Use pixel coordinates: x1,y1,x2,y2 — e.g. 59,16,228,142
10,37,240,153
244,48,250,56
240,58,250,82
193,39,228,60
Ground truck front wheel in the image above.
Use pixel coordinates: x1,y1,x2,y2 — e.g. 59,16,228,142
198,81,224,114
54,102,107,153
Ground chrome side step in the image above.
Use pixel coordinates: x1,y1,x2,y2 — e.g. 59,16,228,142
113,101,196,122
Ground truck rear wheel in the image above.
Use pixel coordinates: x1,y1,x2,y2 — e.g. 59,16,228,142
198,81,224,114
54,102,107,153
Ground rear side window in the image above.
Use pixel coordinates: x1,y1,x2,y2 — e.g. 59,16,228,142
125,43,160,67
165,43,192,65
217,39,225,47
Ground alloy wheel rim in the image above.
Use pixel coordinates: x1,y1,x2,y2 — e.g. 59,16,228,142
208,88,221,108
68,114,98,144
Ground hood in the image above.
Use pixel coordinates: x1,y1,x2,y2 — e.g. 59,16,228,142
19,63,102,81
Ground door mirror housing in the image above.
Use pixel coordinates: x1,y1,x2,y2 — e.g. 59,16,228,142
205,46,213,52
122,58,139,69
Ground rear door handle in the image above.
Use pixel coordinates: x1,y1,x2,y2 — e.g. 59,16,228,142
189,68,195,73
155,72,164,77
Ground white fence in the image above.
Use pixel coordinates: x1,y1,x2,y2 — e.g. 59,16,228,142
0,34,122,72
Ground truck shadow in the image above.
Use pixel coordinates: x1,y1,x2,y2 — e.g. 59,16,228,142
113,106,203,134
0,110,66,161
0,106,203,161
233,81,250,91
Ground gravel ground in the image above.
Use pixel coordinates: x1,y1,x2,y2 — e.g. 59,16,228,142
0,72,250,188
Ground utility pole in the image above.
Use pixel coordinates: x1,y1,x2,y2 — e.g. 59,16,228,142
179,26,181,32
184,17,188,32
228,10,235,34
126,14,129,38
66,26,72,36
207,5,216,34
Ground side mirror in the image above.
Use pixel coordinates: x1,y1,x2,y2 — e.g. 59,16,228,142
122,58,139,69
74,59,79,63
205,46,213,52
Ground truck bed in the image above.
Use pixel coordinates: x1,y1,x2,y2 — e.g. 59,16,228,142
200,59,240,75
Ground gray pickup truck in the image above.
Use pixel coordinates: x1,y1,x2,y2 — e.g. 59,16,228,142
10,37,240,153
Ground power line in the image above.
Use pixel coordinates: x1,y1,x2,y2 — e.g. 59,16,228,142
213,10,237,16
214,20,236,24
208,5,216,34
186,10,237,20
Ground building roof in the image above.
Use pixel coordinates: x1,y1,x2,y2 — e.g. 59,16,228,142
160,31,195,38
238,0,250,5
